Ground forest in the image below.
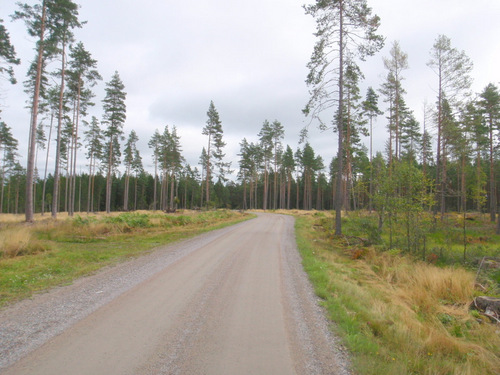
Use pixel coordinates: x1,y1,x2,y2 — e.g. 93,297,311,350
0,1,499,236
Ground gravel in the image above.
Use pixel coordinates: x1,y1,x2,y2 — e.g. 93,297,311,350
0,223,247,371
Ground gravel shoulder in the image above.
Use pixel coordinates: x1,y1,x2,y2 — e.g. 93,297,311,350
0,213,350,374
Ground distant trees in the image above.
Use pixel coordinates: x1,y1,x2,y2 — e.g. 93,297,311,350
3,1,500,242
0,122,19,213
160,125,183,211
84,116,103,213
297,142,324,210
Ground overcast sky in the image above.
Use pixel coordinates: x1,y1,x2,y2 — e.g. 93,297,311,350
1,0,500,178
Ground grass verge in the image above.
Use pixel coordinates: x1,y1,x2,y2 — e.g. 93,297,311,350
294,212,500,375
0,210,252,308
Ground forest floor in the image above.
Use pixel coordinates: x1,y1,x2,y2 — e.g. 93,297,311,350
290,209,500,375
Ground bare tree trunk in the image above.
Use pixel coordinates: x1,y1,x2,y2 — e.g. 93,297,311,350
440,144,447,220
41,113,54,215
287,172,291,210
170,173,175,211
106,135,113,214
206,134,211,204
263,162,268,210
134,173,138,210
26,4,47,222
70,83,82,217
87,154,93,213
124,171,129,211
461,154,466,213
435,67,443,218
334,1,344,235
52,29,68,219
489,120,496,222
152,156,157,210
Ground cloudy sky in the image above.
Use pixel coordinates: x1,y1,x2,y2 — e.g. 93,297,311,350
1,0,499,178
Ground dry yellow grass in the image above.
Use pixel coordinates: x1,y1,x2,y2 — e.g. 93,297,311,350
0,225,48,258
297,213,500,374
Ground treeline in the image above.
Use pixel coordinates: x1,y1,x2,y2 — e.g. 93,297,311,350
0,1,499,234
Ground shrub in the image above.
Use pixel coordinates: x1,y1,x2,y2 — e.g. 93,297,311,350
104,213,151,228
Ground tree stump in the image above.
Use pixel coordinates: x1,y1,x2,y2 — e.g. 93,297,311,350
472,296,500,323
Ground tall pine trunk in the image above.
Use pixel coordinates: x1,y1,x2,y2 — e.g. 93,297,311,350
489,120,496,222
106,135,114,214
52,29,68,218
41,112,54,215
26,3,47,222
334,1,344,234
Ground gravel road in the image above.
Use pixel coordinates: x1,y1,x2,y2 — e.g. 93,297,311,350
0,213,350,375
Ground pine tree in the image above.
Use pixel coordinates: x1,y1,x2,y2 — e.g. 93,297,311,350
304,0,383,234
13,0,52,221
298,143,324,210
47,0,83,219
282,145,296,210
123,130,139,211
271,120,284,209
148,129,162,211
362,86,382,212
383,41,409,163
238,138,252,210
463,101,487,212
428,34,473,218
202,101,228,204
258,120,274,210
339,61,367,211
478,83,500,223
131,145,143,211
0,122,19,213
160,125,183,211
83,116,102,213
66,42,101,216
199,147,208,207
0,18,20,85
102,71,126,213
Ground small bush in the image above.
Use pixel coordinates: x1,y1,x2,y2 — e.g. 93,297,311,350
105,213,150,228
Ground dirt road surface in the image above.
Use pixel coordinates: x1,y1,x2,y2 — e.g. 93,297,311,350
0,213,350,375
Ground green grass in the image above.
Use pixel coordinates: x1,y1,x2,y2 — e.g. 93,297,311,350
0,210,252,307
294,212,500,375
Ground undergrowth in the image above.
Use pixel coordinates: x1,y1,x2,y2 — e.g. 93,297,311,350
295,212,500,375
